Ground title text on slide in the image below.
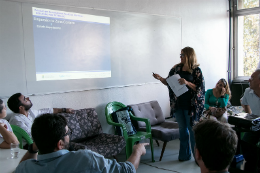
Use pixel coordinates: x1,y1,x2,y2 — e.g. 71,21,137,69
34,8,83,19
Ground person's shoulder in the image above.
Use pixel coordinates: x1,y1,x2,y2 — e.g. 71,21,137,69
193,66,202,72
73,149,102,157
0,119,12,129
15,159,37,172
206,89,213,93
171,63,181,69
244,87,252,95
169,64,181,75
68,150,104,162
9,113,23,122
0,119,9,124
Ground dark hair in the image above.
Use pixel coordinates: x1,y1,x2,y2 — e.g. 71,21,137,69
31,113,67,154
193,120,237,171
0,99,3,114
7,93,22,113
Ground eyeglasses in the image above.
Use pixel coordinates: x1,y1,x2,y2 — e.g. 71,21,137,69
180,54,185,58
62,127,73,138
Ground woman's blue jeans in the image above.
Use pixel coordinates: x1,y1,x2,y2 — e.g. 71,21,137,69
175,109,195,160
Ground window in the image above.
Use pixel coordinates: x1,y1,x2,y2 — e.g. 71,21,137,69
233,0,260,77
237,0,259,10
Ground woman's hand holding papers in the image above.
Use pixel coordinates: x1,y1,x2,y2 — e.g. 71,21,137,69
178,78,188,85
178,78,196,91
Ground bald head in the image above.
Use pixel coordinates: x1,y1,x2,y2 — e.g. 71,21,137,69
249,70,260,91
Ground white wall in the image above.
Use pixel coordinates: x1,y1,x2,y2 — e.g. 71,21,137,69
3,0,229,133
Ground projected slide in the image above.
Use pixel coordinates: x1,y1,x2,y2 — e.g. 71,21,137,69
32,7,111,81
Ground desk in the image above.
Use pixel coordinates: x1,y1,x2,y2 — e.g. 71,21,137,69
0,148,27,173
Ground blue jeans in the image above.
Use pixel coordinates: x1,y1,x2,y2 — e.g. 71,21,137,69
175,109,195,160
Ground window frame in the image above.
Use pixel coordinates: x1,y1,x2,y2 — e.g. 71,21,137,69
232,0,260,80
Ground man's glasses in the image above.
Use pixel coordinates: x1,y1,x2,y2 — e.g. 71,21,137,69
180,54,185,58
62,127,73,138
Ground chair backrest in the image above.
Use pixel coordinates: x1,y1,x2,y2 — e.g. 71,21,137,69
128,100,165,127
58,108,102,142
11,125,33,149
105,101,127,121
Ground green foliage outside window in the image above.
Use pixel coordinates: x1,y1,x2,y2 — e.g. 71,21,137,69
242,0,259,76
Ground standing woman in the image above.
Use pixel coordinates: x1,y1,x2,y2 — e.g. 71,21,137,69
153,47,205,161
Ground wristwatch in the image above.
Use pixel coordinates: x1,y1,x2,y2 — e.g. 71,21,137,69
220,95,225,98
62,108,66,113
28,144,38,154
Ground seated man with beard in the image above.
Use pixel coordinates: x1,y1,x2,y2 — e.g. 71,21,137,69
15,114,148,173
8,93,73,147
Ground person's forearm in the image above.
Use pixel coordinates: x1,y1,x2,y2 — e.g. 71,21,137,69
6,132,19,144
19,151,37,163
0,141,12,149
53,108,73,113
186,81,196,91
0,126,18,144
126,151,142,170
20,143,38,163
244,105,252,114
53,108,62,114
158,77,167,85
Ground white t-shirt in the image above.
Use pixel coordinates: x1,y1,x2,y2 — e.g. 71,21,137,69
9,108,53,145
0,119,13,144
241,88,260,115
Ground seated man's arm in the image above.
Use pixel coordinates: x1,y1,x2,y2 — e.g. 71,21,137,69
53,108,74,114
87,143,148,172
240,97,246,111
127,143,149,170
241,93,252,114
33,108,73,118
243,105,252,114
19,142,38,163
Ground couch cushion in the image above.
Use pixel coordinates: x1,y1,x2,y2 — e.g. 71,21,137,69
128,100,165,127
139,121,179,142
59,112,85,142
79,133,126,158
59,108,102,142
75,108,102,138
70,142,86,150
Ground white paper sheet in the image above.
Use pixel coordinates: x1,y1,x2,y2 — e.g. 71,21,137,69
166,74,188,97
